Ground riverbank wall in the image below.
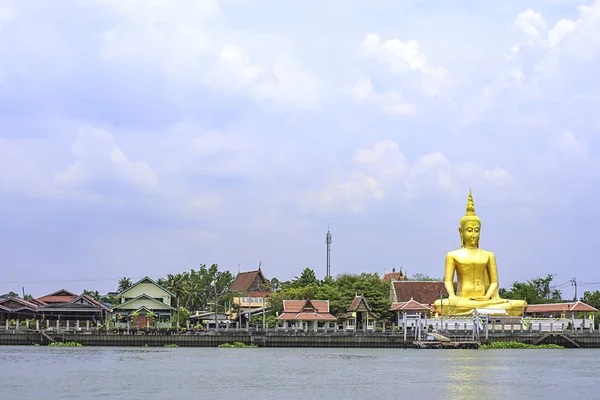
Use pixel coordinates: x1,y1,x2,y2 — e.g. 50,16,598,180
2,330,600,348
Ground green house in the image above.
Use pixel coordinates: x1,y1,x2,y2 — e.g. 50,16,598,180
112,276,176,328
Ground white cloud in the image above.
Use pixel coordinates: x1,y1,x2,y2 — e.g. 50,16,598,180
359,33,452,100
555,129,589,160
56,125,157,190
97,0,320,109
308,140,515,213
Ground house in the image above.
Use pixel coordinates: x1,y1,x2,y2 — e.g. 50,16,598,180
390,298,431,326
112,276,176,329
230,267,272,319
0,297,39,329
276,299,336,331
525,301,598,329
337,295,377,331
35,293,111,330
391,281,448,314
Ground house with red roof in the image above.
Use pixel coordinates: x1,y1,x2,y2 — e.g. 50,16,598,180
276,299,336,331
35,290,111,330
230,267,272,322
391,280,449,313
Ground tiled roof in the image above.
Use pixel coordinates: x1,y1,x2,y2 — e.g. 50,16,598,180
282,300,330,313
0,304,10,311
230,269,269,293
40,289,76,297
278,299,337,321
277,312,337,321
70,294,111,311
0,297,39,310
37,295,74,304
392,281,449,306
526,301,598,314
390,298,431,312
383,271,406,282
347,295,372,312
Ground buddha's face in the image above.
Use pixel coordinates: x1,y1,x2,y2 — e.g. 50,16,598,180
460,220,480,248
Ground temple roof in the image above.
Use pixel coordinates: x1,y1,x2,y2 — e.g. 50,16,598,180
347,295,372,312
230,269,270,293
277,299,336,321
390,298,431,312
392,281,449,306
526,301,598,314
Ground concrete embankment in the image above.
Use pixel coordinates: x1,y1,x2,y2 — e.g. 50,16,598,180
1,331,599,348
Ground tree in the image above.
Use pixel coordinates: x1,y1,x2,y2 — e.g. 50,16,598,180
83,290,101,301
292,267,319,288
270,278,281,292
408,273,442,281
581,290,600,310
117,277,133,293
0,291,20,299
500,274,563,304
580,290,600,329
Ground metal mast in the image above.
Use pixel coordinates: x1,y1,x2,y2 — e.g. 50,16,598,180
326,225,332,278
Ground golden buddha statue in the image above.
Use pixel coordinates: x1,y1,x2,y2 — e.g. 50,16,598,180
433,190,527,316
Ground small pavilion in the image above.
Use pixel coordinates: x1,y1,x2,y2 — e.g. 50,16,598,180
276,300,336,331
337,295,377,331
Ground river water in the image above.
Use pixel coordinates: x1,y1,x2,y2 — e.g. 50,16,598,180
0,346,597,400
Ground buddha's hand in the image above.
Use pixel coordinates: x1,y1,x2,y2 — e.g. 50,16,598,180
448,295,458,306
469,295,490,302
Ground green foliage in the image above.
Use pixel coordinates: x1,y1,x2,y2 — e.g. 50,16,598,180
164,344,179,348
157,264,234,312
499,274,563,304
269,269,391,321
250,313,277,328
0,291,20,299
408,273,442,281
480,342,563,349
580,290,600,329
173,307,191,327
218,342,258,348
49,341,83,347
117,277,133,293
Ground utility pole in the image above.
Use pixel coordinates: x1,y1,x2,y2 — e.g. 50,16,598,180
571,278,577,301
439,291,444,331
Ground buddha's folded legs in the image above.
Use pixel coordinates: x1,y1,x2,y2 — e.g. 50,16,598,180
433,298,527,316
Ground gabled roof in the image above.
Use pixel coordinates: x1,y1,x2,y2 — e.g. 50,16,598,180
347,295,372,312
277,299,336,321
282,300,330,313
230,269,270,293
0,304,10,311
392,281,449,305
41,289,77,297
28,298,47,307
526,301,598,314
37,289,76,304
0,297,39,311
112,294,176,311
70,294,111,311
383,269,407,283
37,302,104,312
390,298,431,312
119,276,176,298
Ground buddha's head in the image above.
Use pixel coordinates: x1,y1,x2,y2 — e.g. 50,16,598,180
459,189,481,248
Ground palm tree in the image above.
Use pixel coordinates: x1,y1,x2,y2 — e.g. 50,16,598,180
117,277,133,293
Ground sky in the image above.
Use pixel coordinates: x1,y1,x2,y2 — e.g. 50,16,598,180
1,0,599,299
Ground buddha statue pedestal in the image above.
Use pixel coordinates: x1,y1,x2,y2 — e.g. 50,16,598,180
433,190,527,317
